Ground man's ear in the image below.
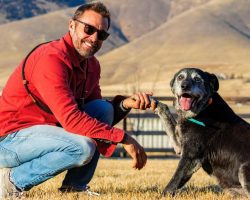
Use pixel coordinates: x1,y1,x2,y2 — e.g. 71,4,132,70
209,73,219,92
68,19,76,33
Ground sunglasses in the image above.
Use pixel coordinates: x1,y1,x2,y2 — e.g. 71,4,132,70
74,19,110,41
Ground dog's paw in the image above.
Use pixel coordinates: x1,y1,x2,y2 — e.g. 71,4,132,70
156,102,169,114
162,188,176,197
224,188,247,198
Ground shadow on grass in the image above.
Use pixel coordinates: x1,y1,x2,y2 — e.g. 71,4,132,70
98,184,223,197
97,184,162,195
179,184,223,194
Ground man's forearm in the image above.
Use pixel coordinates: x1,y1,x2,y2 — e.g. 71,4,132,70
110,95,131,125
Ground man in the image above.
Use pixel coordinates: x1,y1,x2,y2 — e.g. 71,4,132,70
0,2,156,198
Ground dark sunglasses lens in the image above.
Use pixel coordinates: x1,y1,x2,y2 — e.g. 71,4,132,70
97,31,110,41
84,24,96,35
83,23,109,41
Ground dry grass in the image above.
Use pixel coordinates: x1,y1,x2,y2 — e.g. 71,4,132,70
20,158,248,200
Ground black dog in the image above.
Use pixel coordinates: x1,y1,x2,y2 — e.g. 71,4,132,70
155,68,250,197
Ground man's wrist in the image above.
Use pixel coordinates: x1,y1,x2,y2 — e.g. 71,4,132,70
120,100,130,111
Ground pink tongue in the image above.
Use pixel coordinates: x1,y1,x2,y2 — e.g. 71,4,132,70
180,97,192,111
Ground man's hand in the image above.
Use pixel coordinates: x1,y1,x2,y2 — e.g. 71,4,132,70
122,92,157,110
122,134,147,170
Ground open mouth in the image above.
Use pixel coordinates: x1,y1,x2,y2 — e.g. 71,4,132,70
178,93,198,111
83,41,94,50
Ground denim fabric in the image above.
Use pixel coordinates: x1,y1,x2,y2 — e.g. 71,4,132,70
0,99,114,191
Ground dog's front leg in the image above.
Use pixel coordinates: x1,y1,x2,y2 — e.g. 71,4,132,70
157,102,181,154
162,157,201,196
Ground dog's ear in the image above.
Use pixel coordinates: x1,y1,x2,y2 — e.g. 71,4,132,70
209,73,219,92
170,70,181,88
170,76,175,88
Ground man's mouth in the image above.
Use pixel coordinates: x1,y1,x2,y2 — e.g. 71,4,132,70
83,41,94,49
178,93,198,111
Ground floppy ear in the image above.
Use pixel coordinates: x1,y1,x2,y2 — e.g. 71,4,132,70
209,74,219,92
170,76,175,88
170,70,180,88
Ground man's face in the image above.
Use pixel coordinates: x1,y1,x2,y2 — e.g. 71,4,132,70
69,10,109,59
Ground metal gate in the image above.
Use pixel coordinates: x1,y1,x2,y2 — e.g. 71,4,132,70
124,112,174,152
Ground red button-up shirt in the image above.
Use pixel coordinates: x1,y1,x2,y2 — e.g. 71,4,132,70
0,32,125,157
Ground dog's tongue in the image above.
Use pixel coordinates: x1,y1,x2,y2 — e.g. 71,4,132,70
180,96,192,111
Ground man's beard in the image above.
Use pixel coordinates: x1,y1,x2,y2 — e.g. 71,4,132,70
76,39,100,59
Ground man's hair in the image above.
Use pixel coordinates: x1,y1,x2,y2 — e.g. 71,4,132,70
73,2,111,29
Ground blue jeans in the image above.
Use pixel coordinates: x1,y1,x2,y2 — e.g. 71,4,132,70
0,100,114,191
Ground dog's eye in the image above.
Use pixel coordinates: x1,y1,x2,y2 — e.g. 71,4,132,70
177,75,184,81
194,77,201,83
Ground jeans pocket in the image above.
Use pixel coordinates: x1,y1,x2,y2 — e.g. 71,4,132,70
0,146,20,168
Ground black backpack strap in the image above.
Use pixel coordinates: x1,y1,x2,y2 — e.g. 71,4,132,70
22,41,53,114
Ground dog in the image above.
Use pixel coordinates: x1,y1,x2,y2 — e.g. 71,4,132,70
155,68,250,197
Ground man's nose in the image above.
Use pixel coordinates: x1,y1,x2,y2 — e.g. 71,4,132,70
89,31,99,42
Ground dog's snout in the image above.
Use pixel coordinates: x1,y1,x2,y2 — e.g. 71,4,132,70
181,81,190,91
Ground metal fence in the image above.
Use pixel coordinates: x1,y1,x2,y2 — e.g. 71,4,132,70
123,112,174,152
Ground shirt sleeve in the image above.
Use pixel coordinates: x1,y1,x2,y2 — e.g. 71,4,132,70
31,54,125,143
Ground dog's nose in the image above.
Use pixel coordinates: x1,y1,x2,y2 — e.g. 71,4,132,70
181,81,190,90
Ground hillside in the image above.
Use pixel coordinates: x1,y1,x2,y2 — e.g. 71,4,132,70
98,0,250,97
0,0,87,24
1,0,205,88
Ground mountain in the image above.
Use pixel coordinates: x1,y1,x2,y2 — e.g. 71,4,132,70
2,0,247,98
0,0,212,90
98,0,250,97
0,0,88,24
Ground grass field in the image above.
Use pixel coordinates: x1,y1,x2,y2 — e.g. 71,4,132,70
19,158,249,200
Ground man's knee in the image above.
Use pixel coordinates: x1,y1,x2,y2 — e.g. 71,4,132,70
99,100,114,124
85,100,114,125
72,137,96,167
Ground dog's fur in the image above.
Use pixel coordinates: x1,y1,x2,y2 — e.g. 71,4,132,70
156,68,250,197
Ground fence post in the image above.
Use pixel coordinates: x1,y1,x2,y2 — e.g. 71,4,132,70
120,117,127,157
